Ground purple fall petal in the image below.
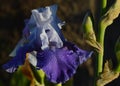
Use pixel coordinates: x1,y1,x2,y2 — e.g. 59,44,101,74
2,47,26,73
2,57,19,73
64,42,93,64
2,44,34,73
36,42,92,83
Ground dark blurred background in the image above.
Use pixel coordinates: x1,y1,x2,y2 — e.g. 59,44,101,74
0,0,120,86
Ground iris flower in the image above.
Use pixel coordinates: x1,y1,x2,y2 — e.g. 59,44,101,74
2,5,93,83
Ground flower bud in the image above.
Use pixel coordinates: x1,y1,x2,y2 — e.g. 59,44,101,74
82,12,101,52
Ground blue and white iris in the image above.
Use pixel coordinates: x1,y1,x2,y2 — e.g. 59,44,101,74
2,5,93,83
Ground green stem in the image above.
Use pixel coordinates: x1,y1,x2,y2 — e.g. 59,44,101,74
30,65,45,85
55,83,62,86
96,0,107,76
97,22,106,76
37,70,45,85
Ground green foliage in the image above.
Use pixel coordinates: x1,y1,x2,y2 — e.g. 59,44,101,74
10,67,30,86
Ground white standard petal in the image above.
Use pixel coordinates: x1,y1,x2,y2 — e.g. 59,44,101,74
46,23,63,48
32,9,50,50
31,8,52,26
40,30,49,50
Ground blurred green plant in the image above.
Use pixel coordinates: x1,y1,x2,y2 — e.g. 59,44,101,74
10,67,30,86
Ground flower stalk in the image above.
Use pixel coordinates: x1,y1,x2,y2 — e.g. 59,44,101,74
96,22,105,75
97,0,120,76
